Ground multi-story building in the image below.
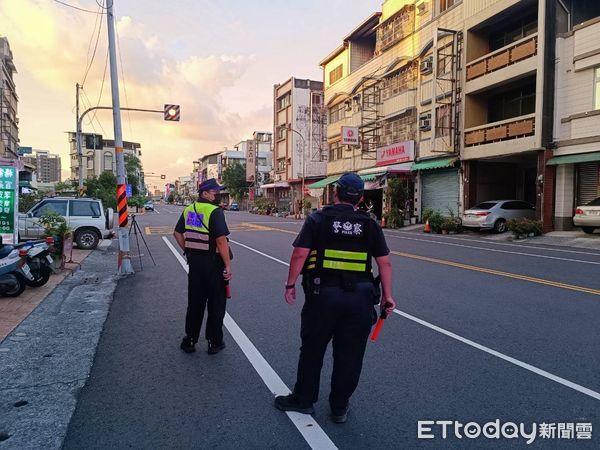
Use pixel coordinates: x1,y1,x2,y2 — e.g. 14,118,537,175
549,7,600,230
198,151,221,184
234,131,273,186
0,37,18,158
319,1,465,220
69,132,142,181
273,78,327,211
32,150,61,183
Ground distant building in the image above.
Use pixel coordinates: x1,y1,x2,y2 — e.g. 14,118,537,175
32,150,61,183
0,37,19,158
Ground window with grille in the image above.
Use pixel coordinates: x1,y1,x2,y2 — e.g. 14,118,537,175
438,0,456,14
381,109,417,145
376,6,414,53
277,94,291,110
328,102,347,124
328,141,343,161
437,43,453,76
329,65,343,85
382,64,417,100
435,104,451,137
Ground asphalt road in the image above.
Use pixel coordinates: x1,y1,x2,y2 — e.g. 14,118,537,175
63,205,600,449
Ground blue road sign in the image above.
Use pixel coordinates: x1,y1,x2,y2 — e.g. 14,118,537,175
126,184,133,198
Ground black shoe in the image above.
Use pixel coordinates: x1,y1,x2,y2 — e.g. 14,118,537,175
274,394,315,414
207,341,226,355
330,405,349,423
180,336,196,353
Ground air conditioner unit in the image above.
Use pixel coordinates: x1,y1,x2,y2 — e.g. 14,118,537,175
419,114,432,131
416,1,428,15
344,99,352,111
420,57,433,75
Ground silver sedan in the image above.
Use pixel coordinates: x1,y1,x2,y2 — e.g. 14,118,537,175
573,197,600,234
462,200,536,233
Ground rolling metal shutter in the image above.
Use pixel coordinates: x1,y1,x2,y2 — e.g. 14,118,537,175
421,169,460,216
577,163,599,206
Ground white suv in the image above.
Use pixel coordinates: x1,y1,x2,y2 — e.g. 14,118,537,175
18,197,114,249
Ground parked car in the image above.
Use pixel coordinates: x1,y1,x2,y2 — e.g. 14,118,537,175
573,197,600,234
462,200,535,233
144,201,154,211
18,197,114,250
229,202,239,211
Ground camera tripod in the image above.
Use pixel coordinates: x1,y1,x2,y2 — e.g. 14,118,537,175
128,214,156,270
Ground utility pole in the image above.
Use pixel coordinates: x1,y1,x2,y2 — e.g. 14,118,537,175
76,83,84,189
106,0,133,274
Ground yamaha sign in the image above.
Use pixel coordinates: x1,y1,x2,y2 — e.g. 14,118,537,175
341,126,360,146
376,140,415,166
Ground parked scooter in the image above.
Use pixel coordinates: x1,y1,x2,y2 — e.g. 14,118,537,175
15,240,53,288
0,238,34,297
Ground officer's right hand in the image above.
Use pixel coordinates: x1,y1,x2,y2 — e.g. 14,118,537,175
381,297,395,316
284,287,296,305
223,267,232,281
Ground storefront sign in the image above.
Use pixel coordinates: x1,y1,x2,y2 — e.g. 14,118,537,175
341,126,360,146
0,165,17,244
376,140,415,166
246,140,256,183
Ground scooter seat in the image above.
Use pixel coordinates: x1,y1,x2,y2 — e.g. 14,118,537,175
0,245,15,259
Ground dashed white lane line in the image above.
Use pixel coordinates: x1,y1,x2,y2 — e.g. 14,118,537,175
162,236,337,450
229,238,600,403
386,234,600,265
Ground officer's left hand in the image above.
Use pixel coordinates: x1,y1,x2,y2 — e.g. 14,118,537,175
381,297,396,316
284,287,296,305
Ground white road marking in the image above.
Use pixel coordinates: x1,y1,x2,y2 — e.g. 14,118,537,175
153,208,160,214
162,237,337,450
393,309,600,402
387,230,600,257
386,234,600,265
227,239,600,403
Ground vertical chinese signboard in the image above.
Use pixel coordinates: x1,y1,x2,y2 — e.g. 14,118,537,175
246,140,256,183
0,165,17,245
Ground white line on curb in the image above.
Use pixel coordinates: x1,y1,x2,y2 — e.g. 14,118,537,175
162,236,337,450
228,238,600,403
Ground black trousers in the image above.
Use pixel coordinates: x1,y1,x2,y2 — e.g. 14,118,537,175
293,281,376,409
185,253,227,344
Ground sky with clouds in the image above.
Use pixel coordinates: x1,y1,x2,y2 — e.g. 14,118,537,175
1,0,381,187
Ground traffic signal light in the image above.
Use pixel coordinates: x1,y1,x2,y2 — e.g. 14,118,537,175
164,104,180,121
161,174,166,179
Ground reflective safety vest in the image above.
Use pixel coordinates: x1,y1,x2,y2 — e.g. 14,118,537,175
305,206,373,278
182,202,219,253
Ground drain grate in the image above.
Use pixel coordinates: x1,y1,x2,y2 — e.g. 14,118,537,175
81,277,100,285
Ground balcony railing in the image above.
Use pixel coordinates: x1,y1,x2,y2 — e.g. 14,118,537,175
464,114,535,147
466,34,538,82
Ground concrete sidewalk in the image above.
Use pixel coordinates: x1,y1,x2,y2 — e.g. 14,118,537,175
0,240,119,449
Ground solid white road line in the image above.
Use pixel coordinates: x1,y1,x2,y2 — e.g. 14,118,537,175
162,237,337,450
228,239,600,403
153,208,160,214
386,234,600,265
393,309,600,402
387,230,600,257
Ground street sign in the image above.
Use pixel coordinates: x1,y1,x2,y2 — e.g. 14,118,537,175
341,126,360,146
126,184,133,198
164,104,180,121
85,134,103,149
17,146,32,156
0,165,17,244
376,140,415,166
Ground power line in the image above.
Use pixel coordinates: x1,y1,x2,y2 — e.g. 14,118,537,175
88,48,109,133
53,0,105,14
80,0,104,86
115,15,134,141
82,87,107,136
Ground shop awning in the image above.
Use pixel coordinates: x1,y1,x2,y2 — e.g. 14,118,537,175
359,171,386,181
306,174,342,189
546,151,600,166
260,182,290,189
411,157,458,171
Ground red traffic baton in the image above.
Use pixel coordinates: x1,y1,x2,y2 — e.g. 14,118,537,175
370,303,392,342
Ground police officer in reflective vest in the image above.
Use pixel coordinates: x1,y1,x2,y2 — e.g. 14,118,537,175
173,178,232,355
275,172,396,423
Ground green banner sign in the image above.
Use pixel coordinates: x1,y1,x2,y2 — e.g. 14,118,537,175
0,166,17,240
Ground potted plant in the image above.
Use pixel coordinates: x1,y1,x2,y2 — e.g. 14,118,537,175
39,211,72,271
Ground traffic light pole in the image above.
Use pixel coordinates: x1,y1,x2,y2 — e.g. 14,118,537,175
106,0,133,275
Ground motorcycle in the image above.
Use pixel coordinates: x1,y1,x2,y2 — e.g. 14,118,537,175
15,240,53,288
0,239,34,297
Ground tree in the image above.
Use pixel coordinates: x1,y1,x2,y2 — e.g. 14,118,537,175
85,171,117,209
124,154,143,195
221,162,249,201
55,179,77,193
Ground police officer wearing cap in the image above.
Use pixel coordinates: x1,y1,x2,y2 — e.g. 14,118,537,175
275,172,396,423
173,178,232,355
